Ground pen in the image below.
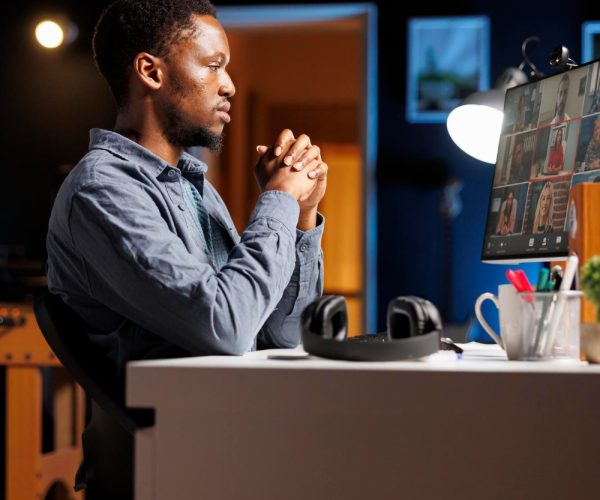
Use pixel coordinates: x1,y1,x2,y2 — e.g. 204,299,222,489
536,267,550,292
531,268,551,355
515,270,534,293
506,269,534,302
551,265,563,290
540,255,579,357
506,269,525,292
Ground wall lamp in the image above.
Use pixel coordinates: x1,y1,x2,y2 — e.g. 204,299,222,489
35,16,78,49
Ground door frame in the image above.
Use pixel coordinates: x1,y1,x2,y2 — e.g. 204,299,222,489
218,3,378,332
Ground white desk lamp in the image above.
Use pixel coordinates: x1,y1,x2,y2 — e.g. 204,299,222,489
446,67,528,164
446,37,549,164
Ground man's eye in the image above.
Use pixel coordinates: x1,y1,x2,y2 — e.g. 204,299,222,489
209,64,220,71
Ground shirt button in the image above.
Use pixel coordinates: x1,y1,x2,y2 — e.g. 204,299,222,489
300,244,308,252
178,204,185,211
168,170,176,177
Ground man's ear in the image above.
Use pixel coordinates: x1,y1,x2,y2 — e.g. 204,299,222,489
132,52,163,91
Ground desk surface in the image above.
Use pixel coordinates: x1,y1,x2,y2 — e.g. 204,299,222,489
127,344,600,500
128,342,600,373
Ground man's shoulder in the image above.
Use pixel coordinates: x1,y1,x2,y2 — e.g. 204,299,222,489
65,147,117,184
66,147,155,195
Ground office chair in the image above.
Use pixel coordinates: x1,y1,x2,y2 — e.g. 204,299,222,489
34,291,154,500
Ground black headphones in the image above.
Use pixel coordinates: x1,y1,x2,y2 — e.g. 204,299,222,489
301,295,442,361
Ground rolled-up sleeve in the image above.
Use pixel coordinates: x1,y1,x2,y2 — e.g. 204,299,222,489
258,213,324,348
69,181,300,356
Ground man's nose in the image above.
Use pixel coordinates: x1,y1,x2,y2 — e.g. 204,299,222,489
220,72,235,98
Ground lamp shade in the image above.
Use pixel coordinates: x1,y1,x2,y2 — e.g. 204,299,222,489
446,68,528,164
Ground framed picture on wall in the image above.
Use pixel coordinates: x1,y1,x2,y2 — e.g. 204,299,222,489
406,16,490,123
582,21,600,63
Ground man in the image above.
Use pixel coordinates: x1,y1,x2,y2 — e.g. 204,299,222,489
582,116,600,171
550,73,570,124
46,0,327,494
48,0,326,367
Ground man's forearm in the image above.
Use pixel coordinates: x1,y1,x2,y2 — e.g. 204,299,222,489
258,212,324,349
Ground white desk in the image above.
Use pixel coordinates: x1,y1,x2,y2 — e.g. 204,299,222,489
127,344,600,500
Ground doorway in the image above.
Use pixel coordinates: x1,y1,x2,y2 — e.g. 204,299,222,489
205,4,378,334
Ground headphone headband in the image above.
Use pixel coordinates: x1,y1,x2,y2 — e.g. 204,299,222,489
301,295,442,361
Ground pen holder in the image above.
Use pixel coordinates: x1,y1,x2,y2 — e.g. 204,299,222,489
518,291,582,361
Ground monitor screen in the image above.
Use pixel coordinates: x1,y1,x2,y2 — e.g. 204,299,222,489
482,59,600,262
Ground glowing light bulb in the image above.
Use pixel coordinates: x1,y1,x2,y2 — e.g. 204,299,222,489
35,20,65,49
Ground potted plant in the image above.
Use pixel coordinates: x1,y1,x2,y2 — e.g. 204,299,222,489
580,255,600,362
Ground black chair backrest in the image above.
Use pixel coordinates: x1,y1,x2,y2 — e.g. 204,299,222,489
34,291,154,433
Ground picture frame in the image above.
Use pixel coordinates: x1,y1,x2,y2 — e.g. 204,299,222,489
406,16,490,123
582,21,600,63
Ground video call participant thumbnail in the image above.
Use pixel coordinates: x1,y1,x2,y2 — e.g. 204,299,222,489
538,66,587,127
502,84,541,136
524,179,570,235
545,126,565,175
580,115,600,171
485,183,528,238
584,62,600,116
507,136,532,184
495,190,518,236
550,73,571,124
532,181,554,234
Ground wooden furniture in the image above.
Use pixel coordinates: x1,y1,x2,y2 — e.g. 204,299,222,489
0,304,84,500
568,182,600,322
127,345,600,500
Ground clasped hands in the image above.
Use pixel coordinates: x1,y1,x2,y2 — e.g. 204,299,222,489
254,129,328,230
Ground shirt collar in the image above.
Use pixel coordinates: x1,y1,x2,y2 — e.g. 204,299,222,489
88,128,209,179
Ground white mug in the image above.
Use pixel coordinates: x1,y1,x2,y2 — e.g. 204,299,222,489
474,284,522,359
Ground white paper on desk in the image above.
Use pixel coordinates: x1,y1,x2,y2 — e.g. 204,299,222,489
266,352,311,360
457,342,508,360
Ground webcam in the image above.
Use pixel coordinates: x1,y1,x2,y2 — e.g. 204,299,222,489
549,45,578,70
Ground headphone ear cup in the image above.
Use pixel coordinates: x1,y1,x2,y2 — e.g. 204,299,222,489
387,297,420,339
407,296,443,335
406,295,429,335
387,296,442,338
420,298,443,334
301,295,348,341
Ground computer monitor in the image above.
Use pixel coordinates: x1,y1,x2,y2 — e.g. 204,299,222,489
482,58,600,263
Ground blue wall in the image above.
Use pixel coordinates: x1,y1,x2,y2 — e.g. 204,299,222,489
375,0,587,328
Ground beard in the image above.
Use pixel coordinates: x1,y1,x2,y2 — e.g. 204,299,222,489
162,101,224,153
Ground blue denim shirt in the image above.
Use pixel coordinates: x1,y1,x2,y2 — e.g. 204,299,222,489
46,129,324,372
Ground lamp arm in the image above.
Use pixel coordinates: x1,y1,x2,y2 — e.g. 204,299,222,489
519,35,545,79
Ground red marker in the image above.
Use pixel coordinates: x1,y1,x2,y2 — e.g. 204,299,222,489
514,270,534,293
506,269,524,292
506,269,534,302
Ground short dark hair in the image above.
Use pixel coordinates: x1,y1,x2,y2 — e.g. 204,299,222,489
93,0,216,106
